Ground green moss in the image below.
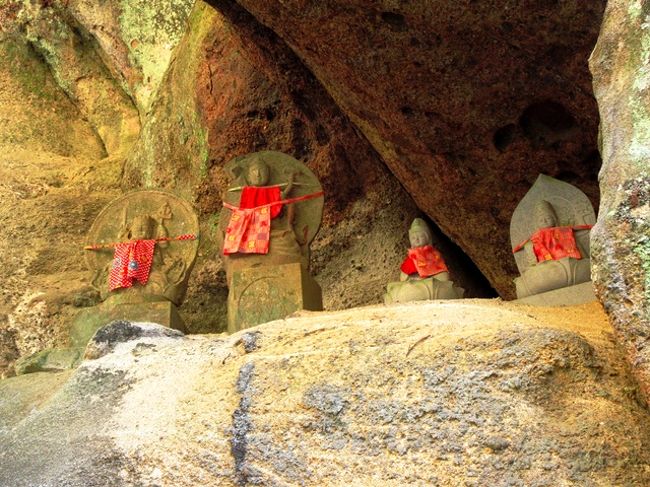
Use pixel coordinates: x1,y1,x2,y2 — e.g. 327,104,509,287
0,38,57,101
117,0,194,111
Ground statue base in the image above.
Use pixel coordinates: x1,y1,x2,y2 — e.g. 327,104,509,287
227,262,323,333
70,297,187,349
384,277,464,304
513,281,596,307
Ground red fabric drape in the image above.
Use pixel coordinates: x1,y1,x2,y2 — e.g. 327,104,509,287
400,245,449,278
108,239,156,291
223,186,282,255
512,225,592,263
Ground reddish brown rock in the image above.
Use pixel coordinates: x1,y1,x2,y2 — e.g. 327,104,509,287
215,0,606,297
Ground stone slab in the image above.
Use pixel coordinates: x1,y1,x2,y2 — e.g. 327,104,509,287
513,281,596,307
227,262,322,333
70,299,186,349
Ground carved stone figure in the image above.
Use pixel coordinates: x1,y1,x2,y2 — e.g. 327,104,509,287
384,218,464,303
510,174,596,305
15,191,199,375
79,190,199,337
218,151,324,332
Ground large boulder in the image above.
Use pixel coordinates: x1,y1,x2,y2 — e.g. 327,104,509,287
210,0,607,297
590,1,650,404
1,301,649,485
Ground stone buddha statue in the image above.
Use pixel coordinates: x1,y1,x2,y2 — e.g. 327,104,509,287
511,174,595,301
217,151,324,332
78,190,199,339
219,153,310,284
91,209,188,305
384,218,464,303
15,191,199,375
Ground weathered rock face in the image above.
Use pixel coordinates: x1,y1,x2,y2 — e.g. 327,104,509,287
213,0,606,297
0,0,493,373
124,1,494,332
0,31,119,378
1,301,649,486
0,0,192,376
66,0,195,113
590,1,650,404
9,1,141,157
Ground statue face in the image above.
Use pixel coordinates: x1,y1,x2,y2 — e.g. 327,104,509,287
247,161,270,186
129,215,154,240
409,230,431,248
534,203,558,229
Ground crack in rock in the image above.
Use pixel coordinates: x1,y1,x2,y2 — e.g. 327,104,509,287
231,361,255,486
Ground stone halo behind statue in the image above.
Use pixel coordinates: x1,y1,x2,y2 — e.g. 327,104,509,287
86,190,199,306
217,151,324,285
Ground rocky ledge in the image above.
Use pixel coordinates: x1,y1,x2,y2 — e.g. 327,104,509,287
1,300,649,486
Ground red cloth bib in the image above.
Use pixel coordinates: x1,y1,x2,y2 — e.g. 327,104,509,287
239,186,283,217
223,186,282,255
400,245,449,278
108,239,156,291
528,226,583,262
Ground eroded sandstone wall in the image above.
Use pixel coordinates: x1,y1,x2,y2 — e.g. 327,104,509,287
0,0,191,376
0,0,611,376
590,0,650,404
122,1,493,332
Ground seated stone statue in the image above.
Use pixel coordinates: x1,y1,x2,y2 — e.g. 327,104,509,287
219,154,314,282
218,151,324,332
510,174,595,301
384,218,464,303
88,200,197,305
80,190,199,336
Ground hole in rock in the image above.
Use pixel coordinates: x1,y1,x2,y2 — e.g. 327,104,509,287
519,100,577,147
493,123,517,152
381,11,407,31
555,170,579,181
581,149,602,181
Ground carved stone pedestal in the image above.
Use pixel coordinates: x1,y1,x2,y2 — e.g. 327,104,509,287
514,281,596,307
70,296,187,349
227,262,323,333
384,278,464,304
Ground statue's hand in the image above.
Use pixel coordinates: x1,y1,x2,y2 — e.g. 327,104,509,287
284,170,300,183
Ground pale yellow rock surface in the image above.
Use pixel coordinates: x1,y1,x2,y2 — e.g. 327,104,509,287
1,300,649,486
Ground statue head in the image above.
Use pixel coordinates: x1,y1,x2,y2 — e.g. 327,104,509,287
246,158,271,186
409,218,433,248
534,200,559,229
124,214,156,241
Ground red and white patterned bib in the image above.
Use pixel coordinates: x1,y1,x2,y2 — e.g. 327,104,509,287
108,239,156,291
